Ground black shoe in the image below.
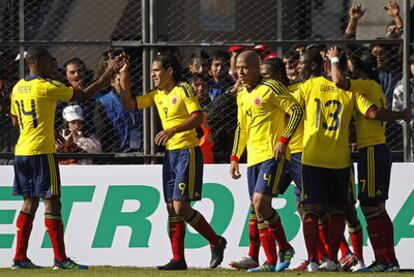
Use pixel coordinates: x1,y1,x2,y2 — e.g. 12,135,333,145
157,259,187,270
210,236,227,268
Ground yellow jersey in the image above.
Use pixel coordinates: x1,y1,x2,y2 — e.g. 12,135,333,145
232,78,303,166
349,79,386,149
11,76,74,155
287,81,304,154
294,76,374,169
136,82,201,150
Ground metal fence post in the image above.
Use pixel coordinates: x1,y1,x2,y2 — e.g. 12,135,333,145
142,0,151,162
149,0,158,159
18,0,24,79
403,0,412,162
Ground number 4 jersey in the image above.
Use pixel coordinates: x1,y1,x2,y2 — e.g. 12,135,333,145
294,76,374,169
11,76,74,155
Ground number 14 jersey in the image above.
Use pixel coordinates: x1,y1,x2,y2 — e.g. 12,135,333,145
11,76,74,155
294,76,374,169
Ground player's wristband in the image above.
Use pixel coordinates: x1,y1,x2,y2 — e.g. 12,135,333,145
230,155,239,162
330,57,340,64
279,136,289,144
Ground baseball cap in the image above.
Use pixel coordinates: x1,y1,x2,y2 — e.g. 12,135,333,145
62,105,84,122
264,52,278,60
228,45,244,53
254,44,270,52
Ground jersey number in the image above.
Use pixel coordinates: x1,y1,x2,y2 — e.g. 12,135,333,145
15,99,38,129
314,98,342,131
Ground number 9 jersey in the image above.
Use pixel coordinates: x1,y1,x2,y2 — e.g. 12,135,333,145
11,76,74,155
293,76,374,169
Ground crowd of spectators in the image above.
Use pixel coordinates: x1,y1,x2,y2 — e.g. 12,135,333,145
0,1,413,164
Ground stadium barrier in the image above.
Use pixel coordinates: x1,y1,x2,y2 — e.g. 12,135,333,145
0,164,413,269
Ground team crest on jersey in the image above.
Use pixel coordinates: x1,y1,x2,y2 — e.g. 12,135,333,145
171,97,178,105
254,97,262,106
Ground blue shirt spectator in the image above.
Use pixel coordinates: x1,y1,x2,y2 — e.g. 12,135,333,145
93,73,143,152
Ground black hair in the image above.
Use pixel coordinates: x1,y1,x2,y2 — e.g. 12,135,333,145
190,50,210,62
26,47,51,64
153,54,182,83
348,50,379,82
262,58,289,86
304,48,324,71
211,50,230,65
283,49,299,60
102,47,125,61
63,58,86,71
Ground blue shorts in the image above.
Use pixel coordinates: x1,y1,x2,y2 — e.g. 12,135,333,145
301,164,349,208
13,154,61,198
163,147,203,203
247,158,286,199
357,144,391,206
278,153,302,200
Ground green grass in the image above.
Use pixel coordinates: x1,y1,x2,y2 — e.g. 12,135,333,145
0,267,413,277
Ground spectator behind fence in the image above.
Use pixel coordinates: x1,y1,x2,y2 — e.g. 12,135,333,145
93,73,143,153
189,73,211,112
185,51,210,79
282,49,300,82
228,45,244,82
57,105,101,165
392,52,414,157
208,50,234,102
57,58,96,135
0,83,18,165
189,73,214,163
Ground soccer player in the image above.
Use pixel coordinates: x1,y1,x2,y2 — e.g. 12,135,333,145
119,54,226,270
328,47,410,272
294,48,408,272
10,47,122,269
230,51,302,272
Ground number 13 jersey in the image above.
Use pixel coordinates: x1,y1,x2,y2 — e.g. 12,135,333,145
11,76,74,155
294,76,374,169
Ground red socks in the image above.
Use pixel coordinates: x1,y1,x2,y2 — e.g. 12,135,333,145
349,226,363,260
187,211,220,246
258,220,277,265
382,212,397,262
169,216,185,261
44,214,67,262
328,214,346,262
14,211,34,261
339,235,351,258
265,210,292,252
366,214,388,264
248,212,260,261
318,217,330,259
303,213,319,262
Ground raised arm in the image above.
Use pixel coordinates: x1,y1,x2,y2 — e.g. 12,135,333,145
119,59,138,110
327,47,351,91
344,3,365,40
384,1,403,38
71,55,124,101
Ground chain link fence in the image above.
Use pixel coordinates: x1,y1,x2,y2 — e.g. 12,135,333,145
0,0,413,164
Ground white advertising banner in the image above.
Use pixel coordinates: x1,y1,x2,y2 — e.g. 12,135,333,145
0,164,413,268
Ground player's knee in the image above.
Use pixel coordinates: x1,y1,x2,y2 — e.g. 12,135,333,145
43,197,62,215
22,197,39,214
173,201,192,219
360,205,379,218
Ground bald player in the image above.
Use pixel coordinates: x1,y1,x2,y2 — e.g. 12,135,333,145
230,51,303,273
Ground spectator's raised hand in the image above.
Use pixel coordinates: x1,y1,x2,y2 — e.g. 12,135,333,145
119,57,129,74
384,1,400,18
349,3,365,21
106,54,125,75
326,47,340,61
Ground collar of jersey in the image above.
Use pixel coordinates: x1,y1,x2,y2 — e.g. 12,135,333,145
24,75,41,81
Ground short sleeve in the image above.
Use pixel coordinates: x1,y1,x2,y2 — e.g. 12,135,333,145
136,90,156,109
44,80,74,102
355,93,375,116
179,83,202,114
